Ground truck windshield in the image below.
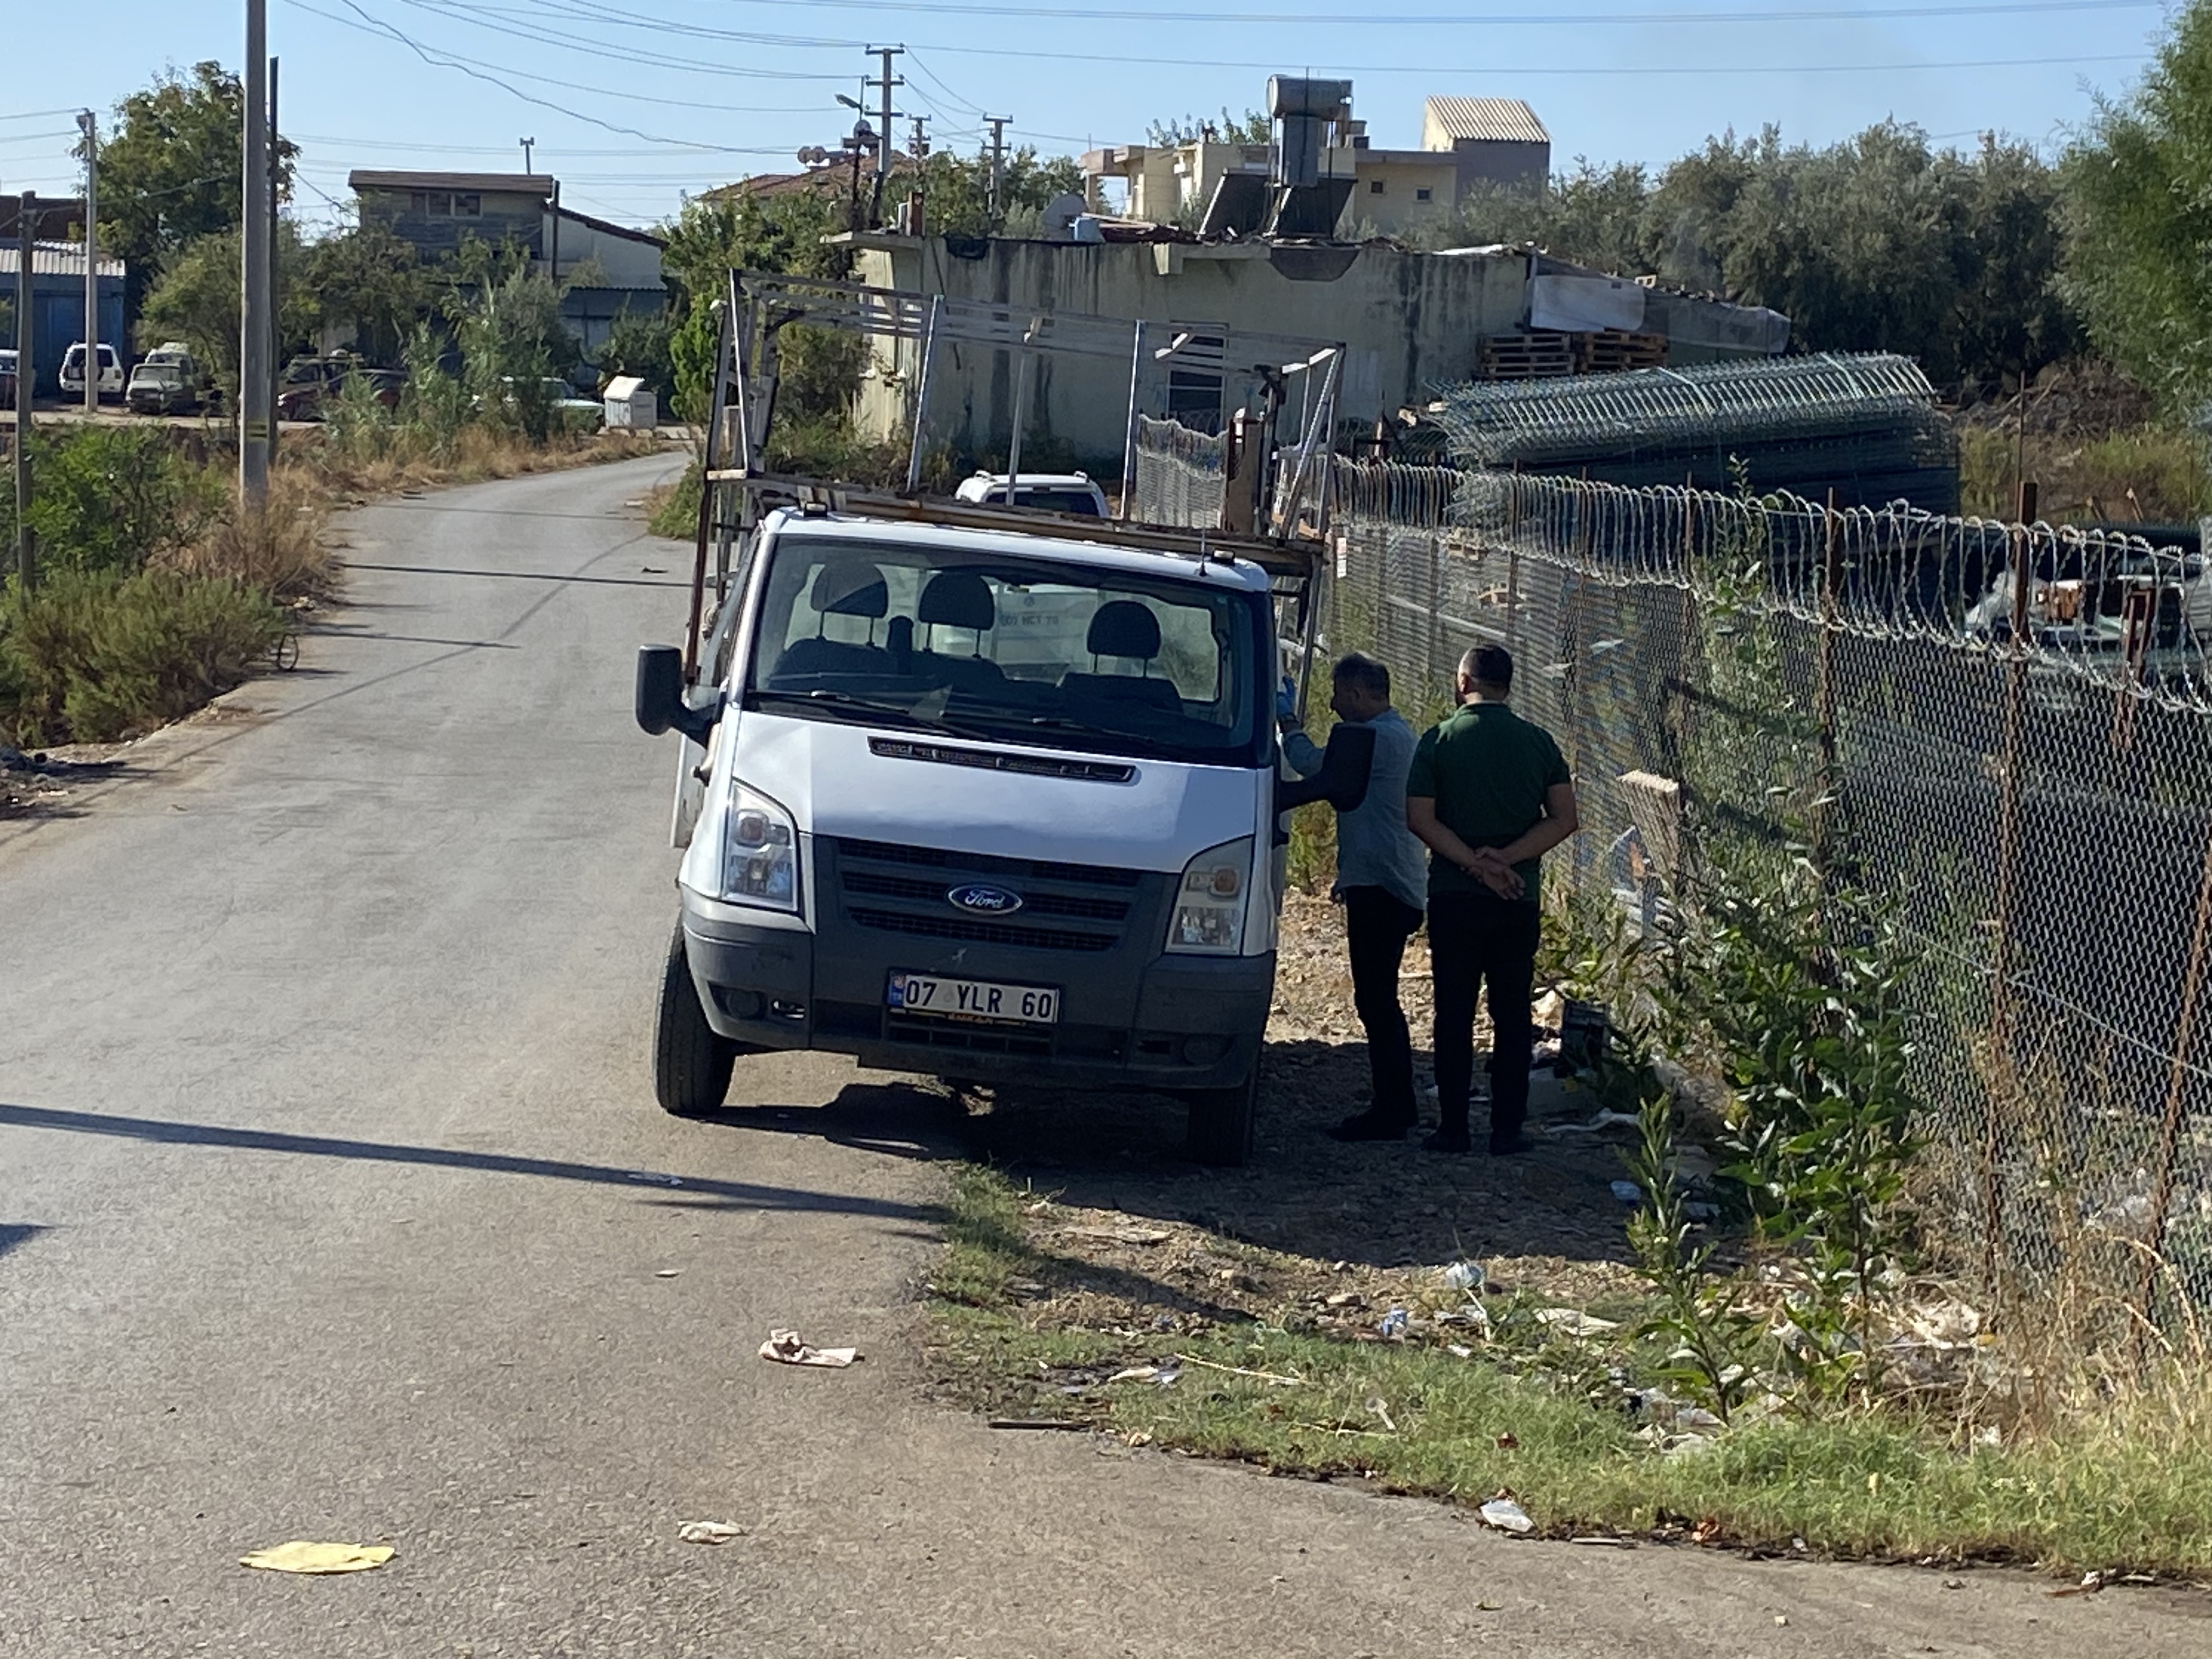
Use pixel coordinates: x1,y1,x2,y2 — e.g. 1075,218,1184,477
745,536,1265,766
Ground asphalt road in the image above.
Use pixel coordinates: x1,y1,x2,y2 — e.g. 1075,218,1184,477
2,456,2204,1657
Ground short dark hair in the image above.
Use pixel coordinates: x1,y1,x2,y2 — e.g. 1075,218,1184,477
1459,643,1514,692
1332,651,1390,701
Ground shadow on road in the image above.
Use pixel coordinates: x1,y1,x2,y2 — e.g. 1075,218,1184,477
0,1101,941,1226
0,1223,51,1261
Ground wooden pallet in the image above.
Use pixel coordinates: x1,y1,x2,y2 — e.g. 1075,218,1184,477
1477,331,1576,380
1573,329,1668,375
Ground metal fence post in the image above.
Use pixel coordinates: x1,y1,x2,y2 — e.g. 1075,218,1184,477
1814,488,1843,868
1984,479,2038,1288
2142,820,2212,1330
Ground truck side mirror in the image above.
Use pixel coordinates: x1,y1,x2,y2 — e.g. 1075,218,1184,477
635,645,719,744
1277,722,1375,814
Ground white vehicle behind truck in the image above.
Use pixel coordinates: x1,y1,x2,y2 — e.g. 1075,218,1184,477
634,274,1364,1163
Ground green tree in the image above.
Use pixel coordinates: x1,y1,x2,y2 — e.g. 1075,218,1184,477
892,145,1084,238
138,222,314,394
296,222,432,365
1442,121,2076,393
2062,0,2212,414
95,63,299,316
590,305,676,400
1146,109,1271,146
660,187,851,422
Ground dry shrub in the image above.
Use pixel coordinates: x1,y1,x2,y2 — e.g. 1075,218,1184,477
162,472,331,601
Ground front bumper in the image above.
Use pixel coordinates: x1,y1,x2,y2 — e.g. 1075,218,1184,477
680,887,1273,1091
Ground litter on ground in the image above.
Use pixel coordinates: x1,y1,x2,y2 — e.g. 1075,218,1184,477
678,1521,744,1545
1478,1495,1535,1534
239,1541,395,1575
759,1329,861,1368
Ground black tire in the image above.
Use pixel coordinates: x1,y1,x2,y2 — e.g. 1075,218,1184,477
653,922,735,1118
1184,1059,1260,1167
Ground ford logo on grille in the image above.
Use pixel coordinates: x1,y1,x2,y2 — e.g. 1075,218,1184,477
947,882,1024,916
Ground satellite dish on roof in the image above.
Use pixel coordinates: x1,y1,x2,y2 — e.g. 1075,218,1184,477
1041,192,1086,239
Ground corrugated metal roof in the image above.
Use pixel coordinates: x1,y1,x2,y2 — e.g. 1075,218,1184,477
349,170,555,195
0,242,126,279
1424,98,1549,146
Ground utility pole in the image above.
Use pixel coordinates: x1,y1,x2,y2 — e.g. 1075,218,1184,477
267,57,279,460
520,136,535,173
241,0,272,507
985,115,1011,221
76,113,97,417
865,44,902,227
907,115,929,236
14,189,35,592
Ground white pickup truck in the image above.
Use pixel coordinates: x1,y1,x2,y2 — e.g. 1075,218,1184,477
636,504,1369,1163
633,271,1359,1162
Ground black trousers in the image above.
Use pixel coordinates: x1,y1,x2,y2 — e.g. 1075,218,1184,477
1342,886,1425,1125
1427,890,1542,1146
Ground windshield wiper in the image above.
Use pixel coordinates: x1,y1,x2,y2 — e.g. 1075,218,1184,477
754,689,944,728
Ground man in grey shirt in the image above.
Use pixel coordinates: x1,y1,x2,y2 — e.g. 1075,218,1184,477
1280,652,1431,1141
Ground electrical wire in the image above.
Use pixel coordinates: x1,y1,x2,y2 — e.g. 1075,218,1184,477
695,0,2152,19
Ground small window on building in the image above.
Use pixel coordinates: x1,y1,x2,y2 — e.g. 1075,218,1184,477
452,193,481,217
1415,187,1433,202
1368,179,1386,194
409,191,430,215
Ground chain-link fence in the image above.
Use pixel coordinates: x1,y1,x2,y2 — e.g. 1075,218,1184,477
1306,458,2212,1328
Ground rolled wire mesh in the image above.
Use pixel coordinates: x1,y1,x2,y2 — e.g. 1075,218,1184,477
1328,458,2212,1324
1131,415,1226,529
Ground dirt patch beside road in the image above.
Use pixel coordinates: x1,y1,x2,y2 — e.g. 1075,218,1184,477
944,890,1649,1331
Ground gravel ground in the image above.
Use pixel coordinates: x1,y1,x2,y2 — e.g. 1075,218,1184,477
946,890,1654,1331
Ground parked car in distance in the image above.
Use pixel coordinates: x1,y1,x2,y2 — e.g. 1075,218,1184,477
953,471,1110,517
276,366,404,422
126,360,201,415
59,342,125,400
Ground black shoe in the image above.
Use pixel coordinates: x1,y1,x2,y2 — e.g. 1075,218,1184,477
1327,1111,1412,1142
1421,1127,1472,1155
1489,1134,1536,1157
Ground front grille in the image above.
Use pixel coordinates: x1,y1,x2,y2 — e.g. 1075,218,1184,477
840,868,1130,923
832,836,1148,956
883,1013,1056,1056
849,907,1118,953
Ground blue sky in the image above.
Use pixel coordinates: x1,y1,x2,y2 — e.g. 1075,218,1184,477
0,0,2178,232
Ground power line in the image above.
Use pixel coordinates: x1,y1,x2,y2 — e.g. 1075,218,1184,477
705,0,2151,20
280,0,843,131
381,0,850,77
915,42,2151,75
0,108,81,123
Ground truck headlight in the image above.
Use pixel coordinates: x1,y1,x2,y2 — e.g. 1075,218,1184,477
723,781,799,912
1166,837,1252,955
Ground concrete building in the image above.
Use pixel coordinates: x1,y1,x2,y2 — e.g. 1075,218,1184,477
842,233,1788,469
0,243,128,396
1081,94,1548,239
347,170,668,353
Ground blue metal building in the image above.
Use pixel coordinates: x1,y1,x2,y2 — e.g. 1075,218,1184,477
1,244,128,395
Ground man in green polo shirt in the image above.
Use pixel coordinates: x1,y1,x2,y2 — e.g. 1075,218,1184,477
1405,643,1579,1155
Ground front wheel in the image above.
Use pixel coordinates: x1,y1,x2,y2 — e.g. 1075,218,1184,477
653,922,735,1117
1184,1060,1260,1167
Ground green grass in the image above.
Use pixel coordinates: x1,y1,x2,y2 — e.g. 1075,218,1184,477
929,1166,2212,1578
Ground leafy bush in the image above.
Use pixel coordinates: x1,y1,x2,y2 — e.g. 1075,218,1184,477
1,568,284,745
0,426,218,579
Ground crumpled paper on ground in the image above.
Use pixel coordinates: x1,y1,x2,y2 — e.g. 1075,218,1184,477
239,1541,395,1575
759,1329,860,1368
678,1520,745,1545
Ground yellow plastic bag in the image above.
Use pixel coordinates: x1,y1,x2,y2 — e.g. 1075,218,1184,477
239,1541,395,1575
